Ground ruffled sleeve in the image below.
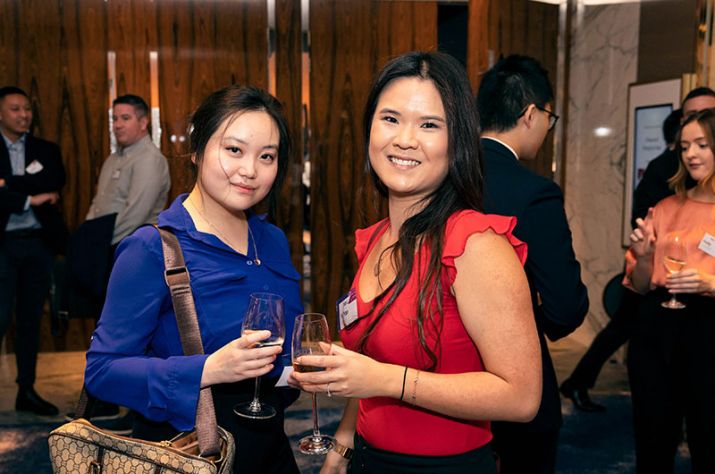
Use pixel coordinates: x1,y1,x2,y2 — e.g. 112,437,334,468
354,218,390,264
442,210,527,285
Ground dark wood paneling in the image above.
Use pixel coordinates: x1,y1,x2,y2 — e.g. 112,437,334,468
108,0,156,100
59,0,109,230
0,1,20,86
468,0,558,180
156,0,269,200
274,0,304,273
310,0,437,332
638,0,698,84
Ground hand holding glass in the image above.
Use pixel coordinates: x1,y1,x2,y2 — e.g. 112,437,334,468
234,293,285,419
662,234,687,310
292,313,335,455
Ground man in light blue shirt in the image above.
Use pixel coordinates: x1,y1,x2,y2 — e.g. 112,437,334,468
0,86,67,416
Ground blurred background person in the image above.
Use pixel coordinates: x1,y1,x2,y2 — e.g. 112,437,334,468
477,55,589,474
0,86,67,416
626,109,715,474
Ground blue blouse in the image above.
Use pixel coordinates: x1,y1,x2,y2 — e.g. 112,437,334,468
85,195,303,431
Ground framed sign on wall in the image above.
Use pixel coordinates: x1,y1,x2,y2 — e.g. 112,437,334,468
622,78,682,247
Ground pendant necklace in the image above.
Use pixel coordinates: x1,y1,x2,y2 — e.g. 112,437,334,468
188,197,261,266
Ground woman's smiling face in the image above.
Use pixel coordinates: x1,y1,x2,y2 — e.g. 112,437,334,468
368,77,449,202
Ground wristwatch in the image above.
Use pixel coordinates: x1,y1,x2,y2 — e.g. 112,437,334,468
333,441,354,460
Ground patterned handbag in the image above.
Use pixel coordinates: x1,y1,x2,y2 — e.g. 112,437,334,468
48,227,235,473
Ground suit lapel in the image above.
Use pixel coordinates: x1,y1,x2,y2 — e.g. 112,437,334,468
24,135,35,168
0,138,11,177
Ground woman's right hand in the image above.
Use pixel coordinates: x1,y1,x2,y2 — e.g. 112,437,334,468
630,207,656,258
200,330,281,387
320,451,349,474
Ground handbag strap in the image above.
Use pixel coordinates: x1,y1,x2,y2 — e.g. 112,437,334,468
157,226,221,457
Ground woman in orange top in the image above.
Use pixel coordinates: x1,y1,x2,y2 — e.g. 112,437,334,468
626,109,715,474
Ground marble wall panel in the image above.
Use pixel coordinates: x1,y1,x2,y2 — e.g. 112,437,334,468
564,3,640,345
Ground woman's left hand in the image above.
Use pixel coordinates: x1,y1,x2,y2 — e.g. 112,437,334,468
665,268,715,296
291,343,399,399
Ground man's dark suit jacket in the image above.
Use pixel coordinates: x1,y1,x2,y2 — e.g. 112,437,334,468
482,138,589,432
631,148,695,227
0,134,67,254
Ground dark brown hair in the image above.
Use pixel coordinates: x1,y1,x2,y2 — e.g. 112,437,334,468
358,51,483,370
189,85,291,214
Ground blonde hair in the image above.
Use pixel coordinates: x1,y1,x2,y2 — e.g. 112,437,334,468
670,109,715,198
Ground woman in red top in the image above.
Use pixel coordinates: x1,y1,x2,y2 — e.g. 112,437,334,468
292,51,541,473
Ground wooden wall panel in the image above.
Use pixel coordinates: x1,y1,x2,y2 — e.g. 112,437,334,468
309,0,437,332
467,0,559,180
59,0,109,230
156,0,269,200
274,0,304,273
108,0,156,100
0,1,20,86
17,0,63,142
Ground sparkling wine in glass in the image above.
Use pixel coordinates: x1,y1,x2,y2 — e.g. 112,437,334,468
661,234,687,310
234,293,285,419
292,313,335,455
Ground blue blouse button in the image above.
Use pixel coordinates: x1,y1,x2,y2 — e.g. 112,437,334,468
247,260,253,266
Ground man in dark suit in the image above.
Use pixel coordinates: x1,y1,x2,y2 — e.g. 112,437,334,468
0,86,67,416
476,56,589,474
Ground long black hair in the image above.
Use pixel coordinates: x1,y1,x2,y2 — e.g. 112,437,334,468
189,85,291,214
358,51,484,369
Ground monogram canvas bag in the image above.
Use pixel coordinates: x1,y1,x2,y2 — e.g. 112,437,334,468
48,227,235,473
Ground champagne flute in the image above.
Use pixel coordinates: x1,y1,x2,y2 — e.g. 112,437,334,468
234,293,285,419
292,313,335,455
661,233,687,309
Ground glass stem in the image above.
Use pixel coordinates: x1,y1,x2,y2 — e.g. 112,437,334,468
670,295,678,305
311,392,322,438
249,376,263,412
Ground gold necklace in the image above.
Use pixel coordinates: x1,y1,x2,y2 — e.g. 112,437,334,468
188,197,261,266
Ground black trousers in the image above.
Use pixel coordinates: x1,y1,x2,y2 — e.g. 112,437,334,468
132,381,299,474
568,290,639,389
627,290,715,474
0,231,54,388
491,423,559,474
349,434,497,474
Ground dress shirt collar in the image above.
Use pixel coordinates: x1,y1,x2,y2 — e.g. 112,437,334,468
117,134,152,157
2,131,27,148
482,136,519,161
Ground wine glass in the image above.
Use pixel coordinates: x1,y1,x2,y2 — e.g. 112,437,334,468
292,313,335,455
234,293,285,419
661,233,687,309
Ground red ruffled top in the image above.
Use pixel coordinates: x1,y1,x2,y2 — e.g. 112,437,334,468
340,210,527,456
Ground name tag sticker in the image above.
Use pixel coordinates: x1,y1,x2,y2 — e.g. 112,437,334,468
698,233,715,258
111,169,121,180
336,288,358,331
25,160,43,174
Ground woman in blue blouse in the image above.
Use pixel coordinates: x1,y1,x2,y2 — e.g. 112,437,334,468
85,86,302,473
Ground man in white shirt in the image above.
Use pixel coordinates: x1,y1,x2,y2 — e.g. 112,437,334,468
87,94,170,244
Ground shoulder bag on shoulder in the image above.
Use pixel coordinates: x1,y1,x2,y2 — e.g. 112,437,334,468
48,227,235,474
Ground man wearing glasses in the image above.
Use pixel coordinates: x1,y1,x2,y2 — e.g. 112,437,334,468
477,55,589,474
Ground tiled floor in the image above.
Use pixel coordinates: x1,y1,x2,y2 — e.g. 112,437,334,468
0,335,692,473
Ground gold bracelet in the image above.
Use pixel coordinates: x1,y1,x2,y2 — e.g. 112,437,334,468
410,369,420,404
333,441,354,460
